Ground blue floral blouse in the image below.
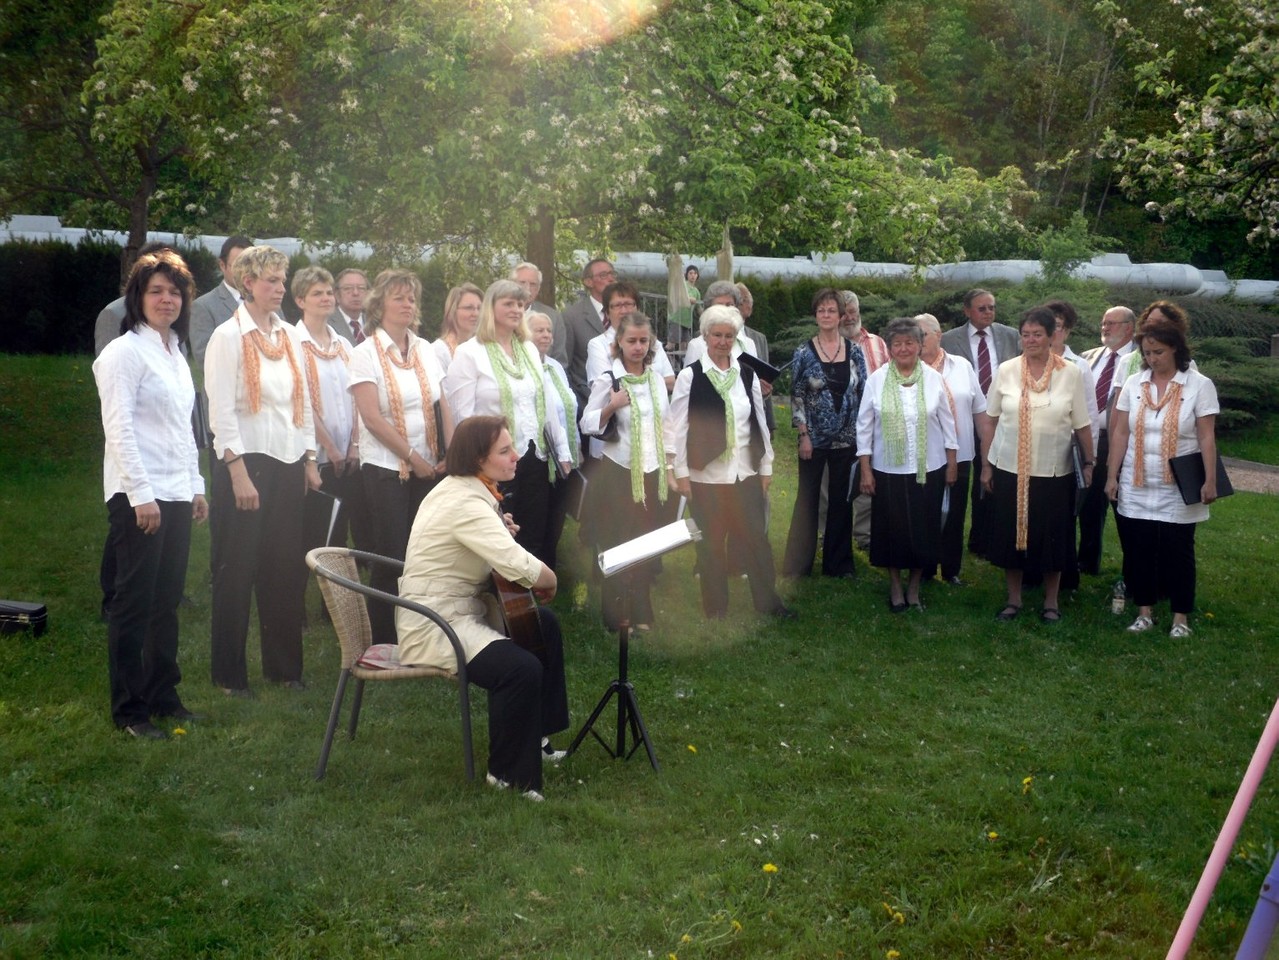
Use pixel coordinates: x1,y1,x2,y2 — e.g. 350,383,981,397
790,338,868,449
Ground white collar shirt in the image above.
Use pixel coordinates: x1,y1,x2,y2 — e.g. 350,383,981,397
348,328,443,470
297,322,355,464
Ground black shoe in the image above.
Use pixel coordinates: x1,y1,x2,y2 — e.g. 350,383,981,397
221,687,255,700
159,706,205,722
280,680,307,691
770,606,799,621
123,721,169,740
888,600,909,614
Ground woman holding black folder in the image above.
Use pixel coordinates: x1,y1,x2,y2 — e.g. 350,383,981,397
1105,321,1219,638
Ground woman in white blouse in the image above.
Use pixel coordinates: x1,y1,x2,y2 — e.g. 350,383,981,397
432,282,483,373
581,311,673,630
1105,322,1218,637
445,279,571,565
349,268,451,646
856,317,958,613
917,313,990,585
980,307,1094,624
205,245,321,696
528,311,579,572
666,305,793,621
93,251,208,738
293,266,359,567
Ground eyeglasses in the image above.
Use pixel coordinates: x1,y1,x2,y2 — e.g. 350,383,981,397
608,300,637,310
1101,319,1133,328
590,269,617,281
338,285,368,293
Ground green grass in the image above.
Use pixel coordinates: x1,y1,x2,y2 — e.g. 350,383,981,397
3,353,1279,958
1221,416,1279,467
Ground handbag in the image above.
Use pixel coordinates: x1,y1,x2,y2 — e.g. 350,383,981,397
596,373,621,443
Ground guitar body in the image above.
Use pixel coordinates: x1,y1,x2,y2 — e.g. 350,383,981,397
490,571,545,657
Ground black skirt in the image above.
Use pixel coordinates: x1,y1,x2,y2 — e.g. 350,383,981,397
986,468,1076,574
869,467,946,570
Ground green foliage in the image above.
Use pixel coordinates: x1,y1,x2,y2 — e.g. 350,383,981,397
1036,212,1100,285
0,238,126,354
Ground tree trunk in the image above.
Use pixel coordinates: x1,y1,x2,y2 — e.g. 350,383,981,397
119,166,157,289
527,205,556,308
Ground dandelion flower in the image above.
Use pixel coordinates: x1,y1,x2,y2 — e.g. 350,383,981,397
893,911,905,924
731,919,742,932
988,831,999,840
1022,775,1034,794
762,863,778,873
681,934,692,943
173,727,187,736
887,951,901,959
687,744,697,754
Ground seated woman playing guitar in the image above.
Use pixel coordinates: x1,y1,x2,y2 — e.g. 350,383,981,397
397,415,569,801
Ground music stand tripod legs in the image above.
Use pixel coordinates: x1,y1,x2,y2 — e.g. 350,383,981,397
566,574,660,771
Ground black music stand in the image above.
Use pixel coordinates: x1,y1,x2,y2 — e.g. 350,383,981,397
566,519,701,772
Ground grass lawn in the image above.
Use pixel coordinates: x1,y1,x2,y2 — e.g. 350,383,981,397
3,352,1279,959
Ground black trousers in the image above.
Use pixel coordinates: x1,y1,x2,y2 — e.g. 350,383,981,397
362,464,436,646
304,461,365,555
210,454,307,688
106,495,192,726
929,460,971,580
782,445,856,578
503,443,553,566
965,452,992,557
466,608,569,792
688,476,783,617
1076,430,1111,576
99,524,119,619
1120,516,1197,614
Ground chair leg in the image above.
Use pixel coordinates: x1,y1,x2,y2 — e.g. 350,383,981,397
458,679,475,782
315,669,351,781
347,677,366,740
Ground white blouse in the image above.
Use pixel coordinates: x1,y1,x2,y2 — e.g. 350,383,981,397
985,357,1090,478
205,305,315,463
297,322,354,465
445,337,569,463
855,364,958,474
666,355,774,484
93,324,204,504
1116,368,1219,524
581,361,670,474
542,356,580,469
348,328,445,472
933,352,987,462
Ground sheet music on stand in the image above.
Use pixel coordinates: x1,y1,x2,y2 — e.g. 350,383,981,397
598,518,701,578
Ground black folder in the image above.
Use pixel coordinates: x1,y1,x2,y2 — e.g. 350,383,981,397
1168,452,1233,505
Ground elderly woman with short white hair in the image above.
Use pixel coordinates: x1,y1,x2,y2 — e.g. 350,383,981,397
666,305,794,621
917,312,990,586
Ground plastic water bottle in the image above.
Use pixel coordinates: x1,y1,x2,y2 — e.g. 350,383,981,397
1111,580,1126,615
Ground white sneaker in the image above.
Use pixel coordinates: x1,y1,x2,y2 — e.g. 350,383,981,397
1169,622,1193,638
487,771,544,802
1126,615,1155,633
541,737,567,763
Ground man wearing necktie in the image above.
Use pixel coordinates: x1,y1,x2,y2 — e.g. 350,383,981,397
562,257,616,407
939,289,1021,563
1077,306,1137,575
329,269,368,345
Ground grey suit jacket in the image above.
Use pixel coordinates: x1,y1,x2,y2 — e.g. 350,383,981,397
940,321,1021,374
190,283,241,368
528,300,567,367
94,297,127,357
561,295,605,403
328,309,364,343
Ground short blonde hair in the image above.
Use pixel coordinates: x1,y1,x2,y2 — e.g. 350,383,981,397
440,282,484,340
290,265,335,300
699,303,743,338
477,279,528,344
231,245,290,299
364,269,422,335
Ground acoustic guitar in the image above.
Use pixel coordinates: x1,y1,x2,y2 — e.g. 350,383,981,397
490,571,545,657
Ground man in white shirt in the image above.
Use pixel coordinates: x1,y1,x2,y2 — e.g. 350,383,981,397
328,269,368,345
1077,305,1137,575
512,261,566,365
562,257,616,405
939,288,1021,559
189,235,252,368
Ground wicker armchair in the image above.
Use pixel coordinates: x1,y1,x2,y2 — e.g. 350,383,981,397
305,547,475,782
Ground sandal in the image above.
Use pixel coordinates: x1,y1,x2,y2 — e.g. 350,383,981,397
1169,622,1193,638
995,604,1021,622
888,599,909,614
1127,615,1155,633
1040,608,1062,623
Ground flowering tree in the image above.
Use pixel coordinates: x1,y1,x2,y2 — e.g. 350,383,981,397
1101,0,1279,246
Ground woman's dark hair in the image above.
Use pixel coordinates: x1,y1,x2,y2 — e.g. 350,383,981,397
121,250,195,343
1139,321,1192,373
1139,299,1189,335
684,264,699,281
1019,306,1056,336
1043,298,1078,331
811,287,841,315
446,415,509,477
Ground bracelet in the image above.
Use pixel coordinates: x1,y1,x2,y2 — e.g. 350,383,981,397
305,453,318,463
1084,460,1095,467
224,454,242,465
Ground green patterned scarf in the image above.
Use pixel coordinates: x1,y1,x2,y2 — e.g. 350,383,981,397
486,340,547,457
881,362,928,484
620,368,668,505
705,362,739,463
544,361,580,478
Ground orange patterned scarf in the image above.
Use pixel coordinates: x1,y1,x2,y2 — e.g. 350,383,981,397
1133,378,1182,486
375,333,439,480
1015,353,1067,550
301,336,350,421
926,350,958,428
243,325,305,427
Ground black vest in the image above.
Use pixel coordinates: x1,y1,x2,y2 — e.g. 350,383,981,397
686,362,766,472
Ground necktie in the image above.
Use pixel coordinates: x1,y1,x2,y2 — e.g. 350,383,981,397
1095,351,1117,414
350,317,365,345
976,330,992,395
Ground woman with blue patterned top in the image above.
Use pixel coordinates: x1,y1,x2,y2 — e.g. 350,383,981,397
782,288,869,579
